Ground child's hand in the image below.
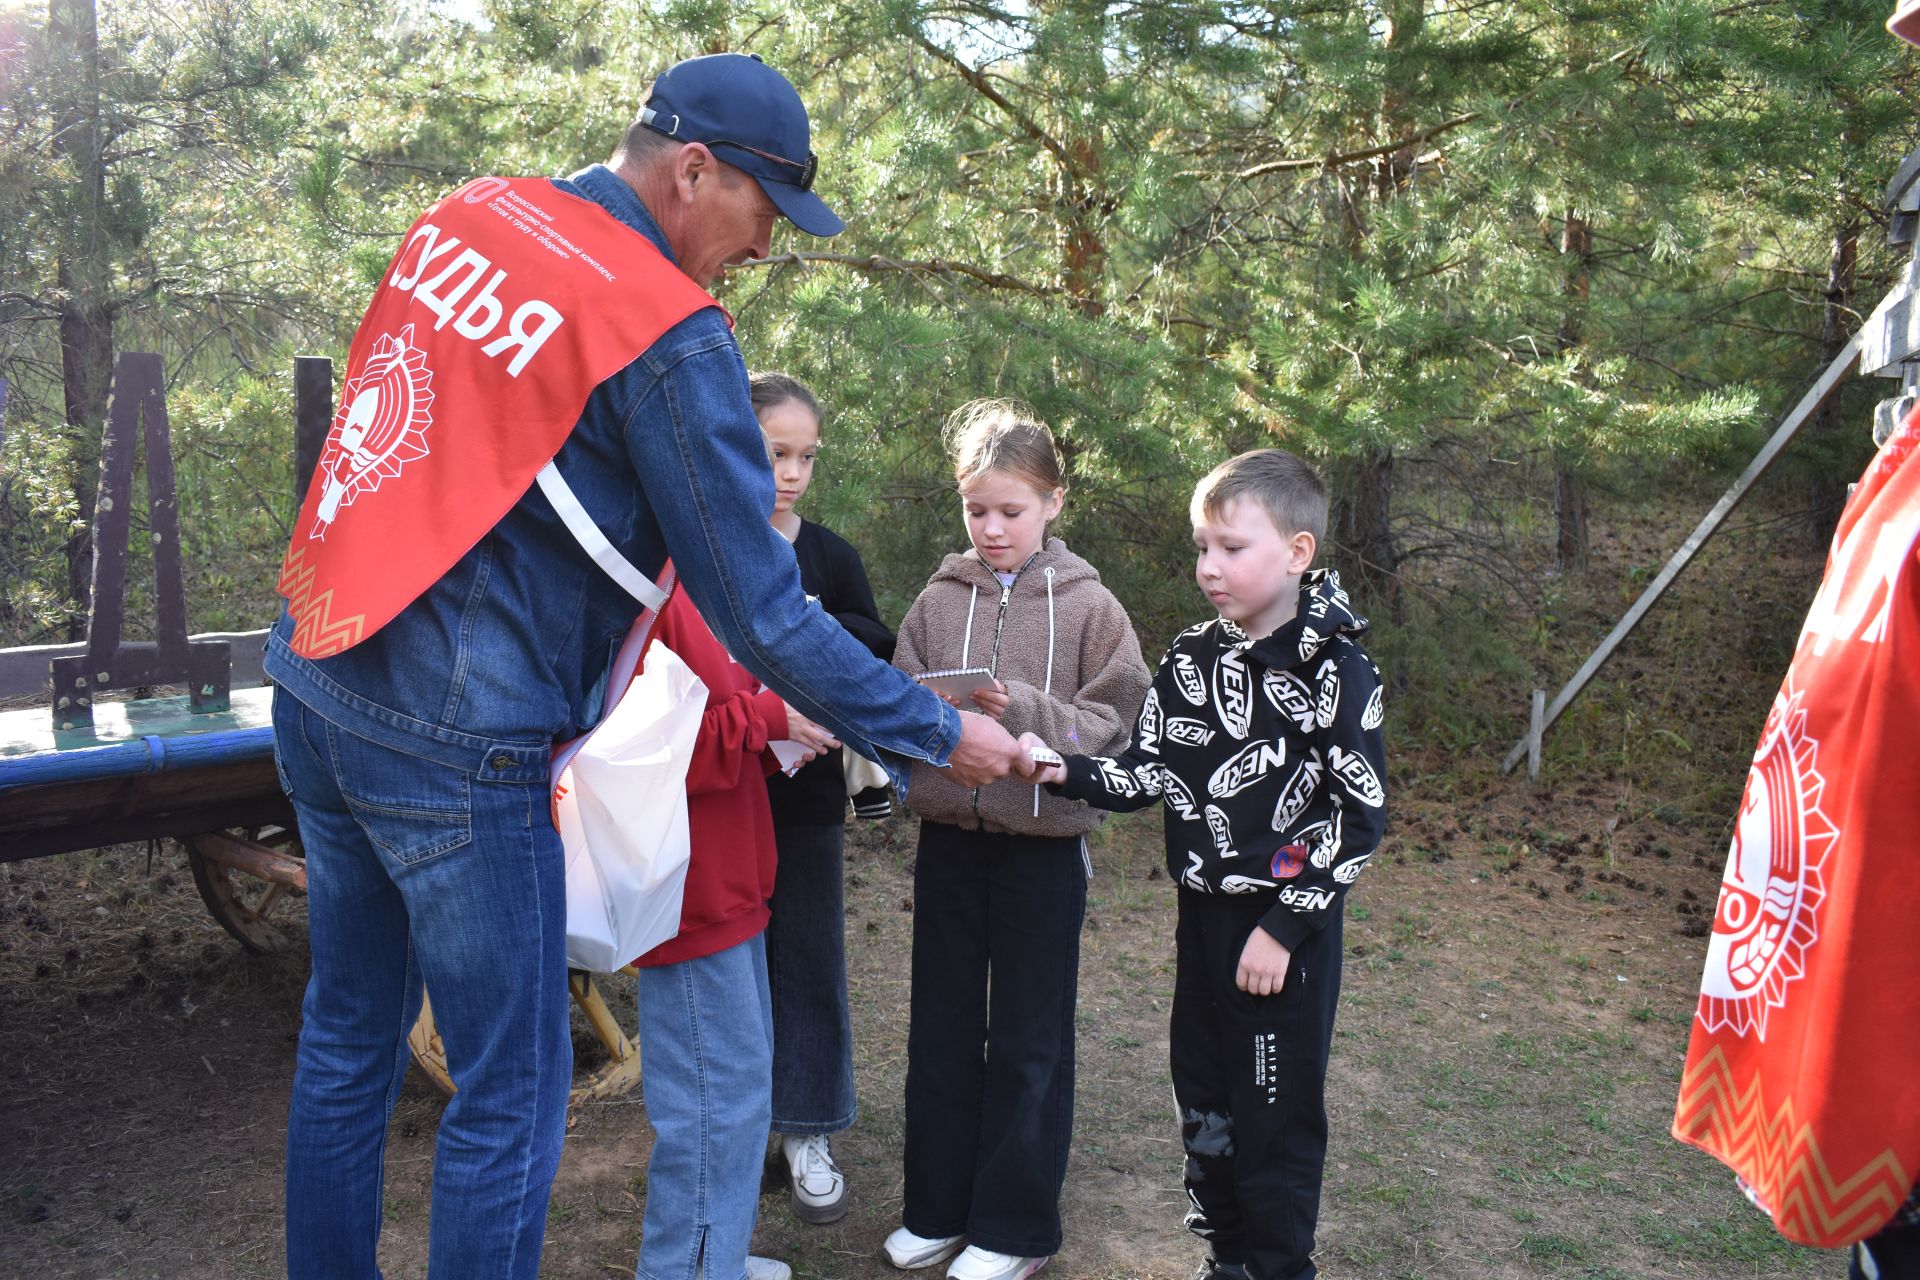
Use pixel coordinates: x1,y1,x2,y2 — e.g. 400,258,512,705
783,704,842,760
1236,928,1292,996
969,679,1010,720
1014,732,1067,785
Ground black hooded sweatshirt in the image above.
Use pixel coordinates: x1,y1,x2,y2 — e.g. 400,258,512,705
1053,568,1387,950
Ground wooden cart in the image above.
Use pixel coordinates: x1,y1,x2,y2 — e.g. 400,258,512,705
0,355,638,1101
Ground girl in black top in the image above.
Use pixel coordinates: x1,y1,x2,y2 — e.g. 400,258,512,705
753,371,894,1225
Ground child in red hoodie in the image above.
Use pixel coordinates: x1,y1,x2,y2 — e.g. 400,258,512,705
629,583,840,1280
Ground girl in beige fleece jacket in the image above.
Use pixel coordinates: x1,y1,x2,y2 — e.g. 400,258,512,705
883,400,1150,1280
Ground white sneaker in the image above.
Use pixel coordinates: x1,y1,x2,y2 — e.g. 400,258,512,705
782,1133,850,1224
883,1225,967,1270
743,1258,792,1280
945,1246,1050,1280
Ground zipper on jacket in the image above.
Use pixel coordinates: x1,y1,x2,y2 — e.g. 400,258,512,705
971,550,1040,822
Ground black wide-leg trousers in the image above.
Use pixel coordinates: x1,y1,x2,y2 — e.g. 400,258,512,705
902,819,1087,1257
1171,886,1343,1280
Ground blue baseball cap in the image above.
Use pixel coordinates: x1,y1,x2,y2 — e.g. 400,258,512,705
639,53,845,237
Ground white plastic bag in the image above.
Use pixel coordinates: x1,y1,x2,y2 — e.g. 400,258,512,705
552,628,707,973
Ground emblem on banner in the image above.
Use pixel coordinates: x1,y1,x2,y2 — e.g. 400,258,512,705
311,324,437,539
1696,686,1838,1041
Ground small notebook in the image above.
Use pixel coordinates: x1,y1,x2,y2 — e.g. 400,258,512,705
916,666,997,700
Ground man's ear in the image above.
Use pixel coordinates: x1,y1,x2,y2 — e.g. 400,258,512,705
673,142,716,201
1288,530,1316,573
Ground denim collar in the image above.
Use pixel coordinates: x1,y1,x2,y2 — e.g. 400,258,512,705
563,163,679,268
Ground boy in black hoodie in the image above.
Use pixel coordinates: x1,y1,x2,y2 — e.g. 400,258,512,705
1021,449,1386,1280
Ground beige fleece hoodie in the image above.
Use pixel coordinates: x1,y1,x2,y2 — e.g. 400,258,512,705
894,536,1150,837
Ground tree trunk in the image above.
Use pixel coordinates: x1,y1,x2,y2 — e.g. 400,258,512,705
1806,219,1858,548
50,0,111,640
1555,209,1593,573
1060,133,1107,318
1334,449,1399,619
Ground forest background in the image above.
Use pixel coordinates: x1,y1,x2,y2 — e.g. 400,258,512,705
1,0,1914,768
3,3,1917,1276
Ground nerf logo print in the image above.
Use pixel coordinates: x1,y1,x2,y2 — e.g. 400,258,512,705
1220,874,1276,894
1173,653,1208,706
1271,754,1323,832
1278,885,1334,911
1360,684,1384,731
1328,746,1385,808
1214,649,1252,739
1208,740,1286,799
1297,625,1322,663
1333,852,1371,884
1157,767,1201,821
1167,717,1215,748
1097,758,1141,798
1205,804,1239,858
1181,850,1209,892
1263,670,1316,734
1138,687,1163,754
1315,660,1340,729
389,221,564,377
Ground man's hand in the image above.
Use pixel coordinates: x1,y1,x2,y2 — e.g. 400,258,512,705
1236,928,1292,996
969,680,1010,720
946,709,1024,787
1015,731,1067,786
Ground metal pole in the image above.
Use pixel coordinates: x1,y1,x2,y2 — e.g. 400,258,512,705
1501,331,1864,775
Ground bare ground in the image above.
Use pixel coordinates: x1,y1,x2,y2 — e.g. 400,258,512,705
0,491,1844,1279
0,768,1838,1280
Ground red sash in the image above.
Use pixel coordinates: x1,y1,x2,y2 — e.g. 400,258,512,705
1672,407,1920,1246
277,176,719,658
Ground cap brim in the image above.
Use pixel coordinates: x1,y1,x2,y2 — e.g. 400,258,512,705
1893,0,1920,44
761,179,845,237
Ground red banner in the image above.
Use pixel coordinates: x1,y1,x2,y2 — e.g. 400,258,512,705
278,176,719,657
1673,408,1920,1246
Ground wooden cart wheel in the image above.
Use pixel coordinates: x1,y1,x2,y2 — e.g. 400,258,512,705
182,826,307,955
406,970,641,1101
407,990,457,1094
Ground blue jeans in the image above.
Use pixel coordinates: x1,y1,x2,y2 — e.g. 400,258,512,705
766,821,857,1135
635,933,776,1280
275,691,571,1280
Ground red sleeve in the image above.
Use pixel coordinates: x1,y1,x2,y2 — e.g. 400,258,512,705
650,590,787,796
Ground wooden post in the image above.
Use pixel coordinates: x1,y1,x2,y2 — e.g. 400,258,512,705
293,356,331,511
1527,689,1545,782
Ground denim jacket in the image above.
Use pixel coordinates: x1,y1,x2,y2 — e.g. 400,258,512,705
264,164,959,786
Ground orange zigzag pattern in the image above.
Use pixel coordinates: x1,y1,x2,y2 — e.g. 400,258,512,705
1675,1045,1910,1247
279,544,367,658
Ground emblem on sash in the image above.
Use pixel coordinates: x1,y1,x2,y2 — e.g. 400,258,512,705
311,324,436,539
1696,686,1837,1041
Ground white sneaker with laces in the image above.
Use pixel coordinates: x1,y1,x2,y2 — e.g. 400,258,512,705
883,1225,967,1270
743,1258,792,1280
945,1245,1050,1280
782,1133,850,1224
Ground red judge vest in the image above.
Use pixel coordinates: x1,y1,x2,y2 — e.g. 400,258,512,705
278,176,718,658
1672,408,1920,1246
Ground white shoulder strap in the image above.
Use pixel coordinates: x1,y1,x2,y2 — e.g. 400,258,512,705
536,460,668,612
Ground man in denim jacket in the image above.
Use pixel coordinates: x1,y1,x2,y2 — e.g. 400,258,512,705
266,54,1027,1280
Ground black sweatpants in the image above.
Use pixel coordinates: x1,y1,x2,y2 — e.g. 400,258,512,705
902,819,1088,1257
1171,886,1343,1280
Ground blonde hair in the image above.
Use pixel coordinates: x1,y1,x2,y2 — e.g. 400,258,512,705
944,398,1066,496
1191,449,1327,544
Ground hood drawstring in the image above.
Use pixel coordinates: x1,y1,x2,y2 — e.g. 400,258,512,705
962,585,979,668
1035,565,1058,818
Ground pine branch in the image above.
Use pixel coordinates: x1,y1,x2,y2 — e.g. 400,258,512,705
907,32,1081,180
739,251,1063,297
1235,113,1482,179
